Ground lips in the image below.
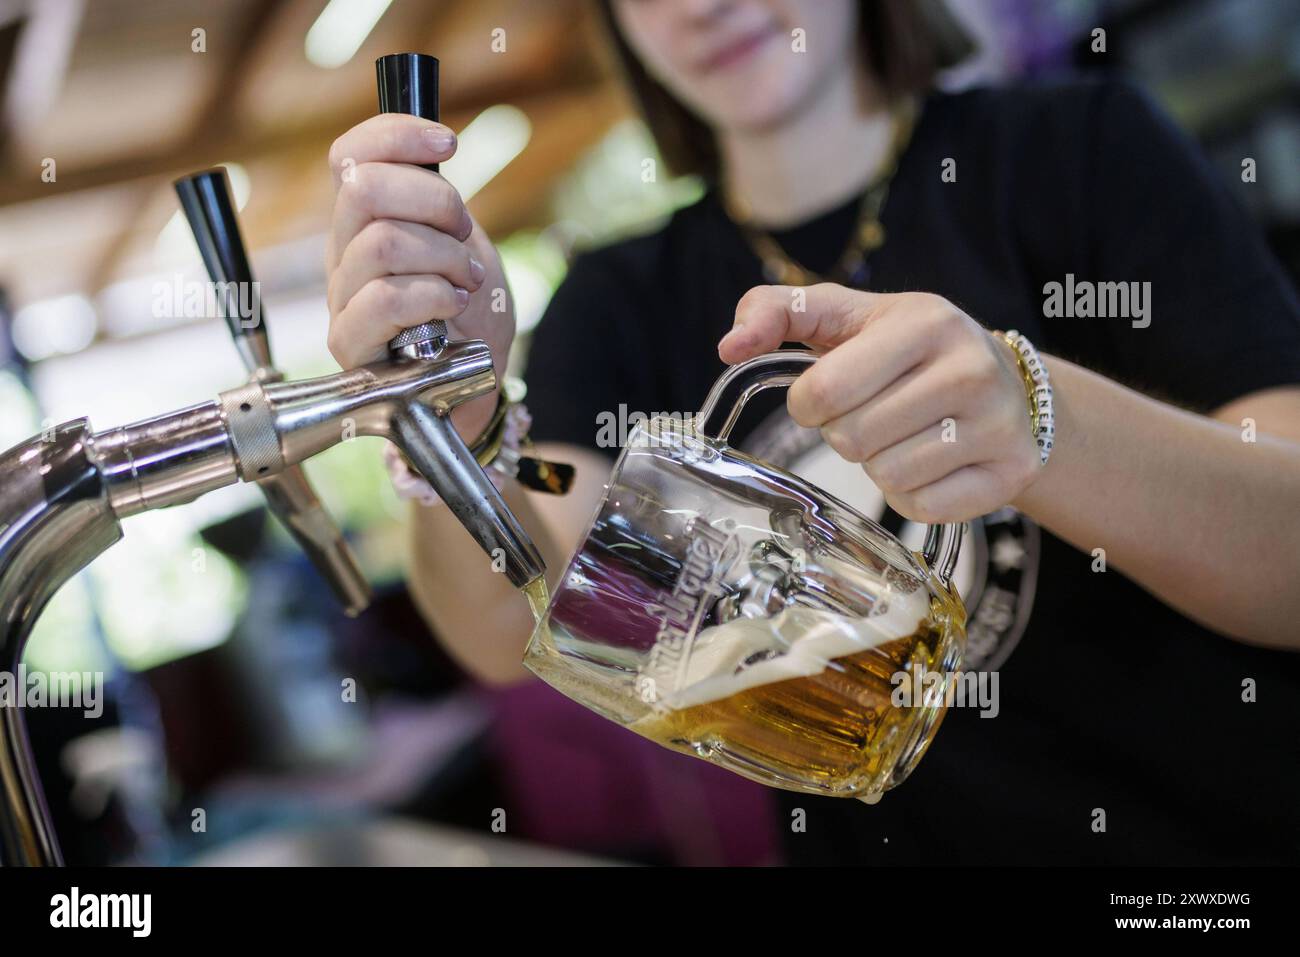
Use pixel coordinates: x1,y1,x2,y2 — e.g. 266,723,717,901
697,26,778,74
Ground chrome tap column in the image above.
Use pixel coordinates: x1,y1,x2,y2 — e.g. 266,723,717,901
0,53,544,864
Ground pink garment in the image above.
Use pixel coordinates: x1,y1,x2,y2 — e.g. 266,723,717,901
549,550,664,653
485,680,781,866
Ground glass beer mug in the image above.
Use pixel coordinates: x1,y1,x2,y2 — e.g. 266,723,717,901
524,351,967,803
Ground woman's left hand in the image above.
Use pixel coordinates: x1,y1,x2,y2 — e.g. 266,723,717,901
719,284,1043,523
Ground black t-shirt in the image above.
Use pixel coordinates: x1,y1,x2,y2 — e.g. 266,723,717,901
523,77,1300,865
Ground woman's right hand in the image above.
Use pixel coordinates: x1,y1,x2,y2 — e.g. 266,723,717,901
325,113,515,440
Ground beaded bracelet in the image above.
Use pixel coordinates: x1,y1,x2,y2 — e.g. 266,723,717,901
994,329,1055,466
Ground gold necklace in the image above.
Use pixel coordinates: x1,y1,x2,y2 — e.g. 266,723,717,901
724,99,917,288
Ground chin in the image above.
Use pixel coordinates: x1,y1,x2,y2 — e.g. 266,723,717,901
700,52,820,134
713,83,811,134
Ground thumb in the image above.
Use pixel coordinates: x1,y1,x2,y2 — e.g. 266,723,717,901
718,283,887,364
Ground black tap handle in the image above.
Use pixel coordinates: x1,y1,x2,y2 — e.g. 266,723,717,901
376,53,447,354
174,168,271,374
173,167,372,616
377,52,439,172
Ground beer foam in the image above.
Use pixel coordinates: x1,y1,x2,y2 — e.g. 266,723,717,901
654,585,931,711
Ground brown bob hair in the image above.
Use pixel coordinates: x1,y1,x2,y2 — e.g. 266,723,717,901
594,0,975,182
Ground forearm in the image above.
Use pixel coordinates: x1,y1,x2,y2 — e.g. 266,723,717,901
406,480,559,686
405,441,611,684
1012,356,1300,648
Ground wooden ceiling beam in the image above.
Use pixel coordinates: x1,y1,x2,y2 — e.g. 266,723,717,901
84,0,290,292
0,57,605,209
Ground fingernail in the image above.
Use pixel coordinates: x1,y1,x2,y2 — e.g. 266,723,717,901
423,126,456,153
468,257,486,284
453,286,470,307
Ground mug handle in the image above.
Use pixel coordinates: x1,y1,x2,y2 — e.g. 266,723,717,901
695,350,964,586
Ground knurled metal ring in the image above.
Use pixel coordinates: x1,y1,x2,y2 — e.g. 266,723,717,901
219,381,285,480
388,320,447,350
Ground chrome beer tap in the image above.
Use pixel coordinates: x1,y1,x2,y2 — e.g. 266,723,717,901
0,53,544,865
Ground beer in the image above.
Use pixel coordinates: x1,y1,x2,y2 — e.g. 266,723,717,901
522,575,550,626
628,589,964,800
524,522,965,801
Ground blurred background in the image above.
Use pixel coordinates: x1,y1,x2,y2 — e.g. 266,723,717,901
0,0,1296,865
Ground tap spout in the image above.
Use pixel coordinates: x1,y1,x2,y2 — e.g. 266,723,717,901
392,399,545,588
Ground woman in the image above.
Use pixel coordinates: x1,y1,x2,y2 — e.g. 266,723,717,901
324,0,1300,864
